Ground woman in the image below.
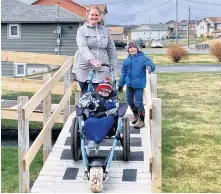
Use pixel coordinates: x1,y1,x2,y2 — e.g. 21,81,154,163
72,6,117,93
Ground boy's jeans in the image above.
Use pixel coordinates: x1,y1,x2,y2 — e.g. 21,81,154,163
126,86,144,113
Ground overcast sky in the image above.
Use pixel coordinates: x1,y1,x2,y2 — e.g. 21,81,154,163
75,0,221,25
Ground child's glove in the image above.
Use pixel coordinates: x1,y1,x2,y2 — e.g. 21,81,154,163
96,112,106,118
118,86,123,92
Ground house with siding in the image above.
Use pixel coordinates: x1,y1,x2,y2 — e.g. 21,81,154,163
1,0,85,77
130,24,168,40
196,17,221,38
107,27,126,41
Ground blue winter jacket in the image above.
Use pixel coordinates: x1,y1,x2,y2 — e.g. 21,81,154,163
118,51,156,89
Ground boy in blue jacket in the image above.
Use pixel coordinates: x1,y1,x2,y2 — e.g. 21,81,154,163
118,41,155,128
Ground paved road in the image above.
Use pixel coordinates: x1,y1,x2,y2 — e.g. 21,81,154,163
155,64,221,73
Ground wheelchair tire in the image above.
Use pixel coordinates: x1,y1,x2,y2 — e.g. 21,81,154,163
122,117,130,161
70,117,82,161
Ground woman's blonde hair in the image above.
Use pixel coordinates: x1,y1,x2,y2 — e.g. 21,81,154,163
88,6,101,15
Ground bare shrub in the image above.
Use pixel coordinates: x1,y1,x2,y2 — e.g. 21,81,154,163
167,45,189,63
210,41,221,62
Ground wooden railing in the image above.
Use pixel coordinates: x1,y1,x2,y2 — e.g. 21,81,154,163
144,72,162,193
1,50,162,193
1,50,81,192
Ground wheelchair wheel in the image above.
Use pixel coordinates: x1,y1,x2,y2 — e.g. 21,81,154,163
89,167,103,193
122,117,130,161
70,117,82,161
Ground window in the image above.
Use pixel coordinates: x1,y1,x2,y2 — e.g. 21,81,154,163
14,63,27,77
200,25,204,29
217,24,221,29
7,24,21,39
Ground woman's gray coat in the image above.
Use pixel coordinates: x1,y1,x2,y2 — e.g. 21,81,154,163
72,22,117,83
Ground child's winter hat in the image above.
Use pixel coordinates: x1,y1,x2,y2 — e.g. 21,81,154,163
127,41,139,51
97,77,113,93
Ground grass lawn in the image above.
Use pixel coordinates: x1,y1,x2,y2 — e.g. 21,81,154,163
1,147,42,193
158,73,221,192
118,54,220,65
164,37,209,48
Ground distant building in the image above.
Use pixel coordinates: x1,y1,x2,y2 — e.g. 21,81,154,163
130,24,168,40
196,17,221,38
107,27,126,41
32,1,108,24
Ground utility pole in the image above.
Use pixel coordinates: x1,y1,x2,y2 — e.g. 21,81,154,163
187,6,190,48
175,0,178,45
149,16,151,39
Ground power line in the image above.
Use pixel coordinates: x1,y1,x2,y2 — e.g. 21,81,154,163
108,0,172,20
183,0,221,6
106,0,135,5
179,3,217,11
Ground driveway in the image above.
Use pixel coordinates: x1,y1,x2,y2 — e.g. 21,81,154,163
155,64,221,73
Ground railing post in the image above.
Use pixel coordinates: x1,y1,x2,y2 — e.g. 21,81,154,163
64,69,70,122
149,74,157,98
74,82,81,105
152,98,162,193
18,96,30,193
43,74,52,163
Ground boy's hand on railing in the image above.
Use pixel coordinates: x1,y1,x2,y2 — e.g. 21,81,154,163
147,66,152,74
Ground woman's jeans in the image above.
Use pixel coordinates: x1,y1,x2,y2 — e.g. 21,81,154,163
78,81,99,94
126,86,144,113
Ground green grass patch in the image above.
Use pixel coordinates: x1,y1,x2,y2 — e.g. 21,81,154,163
159,73,221,192
1,90,75,105
1,147,43,193
118,54,221,65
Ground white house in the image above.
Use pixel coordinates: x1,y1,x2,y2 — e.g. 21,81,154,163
130,24,168,40
197,17,221,38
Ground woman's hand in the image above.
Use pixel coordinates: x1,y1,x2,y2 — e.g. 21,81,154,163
94,63,101,68
90,58,101,68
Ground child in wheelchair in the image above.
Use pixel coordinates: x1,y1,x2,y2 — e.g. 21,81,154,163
78,77,119,155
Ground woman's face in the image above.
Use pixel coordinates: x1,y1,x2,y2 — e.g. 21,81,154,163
88,9,101,26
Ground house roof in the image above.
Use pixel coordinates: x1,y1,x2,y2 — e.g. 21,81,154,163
1,0,85,23
207,17,221,23
131,24,168,32
107,27,124,35
84,4,108,14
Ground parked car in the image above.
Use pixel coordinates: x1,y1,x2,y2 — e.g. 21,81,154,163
169,35,181,39
114,40,127,48
151,40,164,48
137,39,146,48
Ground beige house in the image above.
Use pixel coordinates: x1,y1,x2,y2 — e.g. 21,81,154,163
107,27,127,41
197,17,221,38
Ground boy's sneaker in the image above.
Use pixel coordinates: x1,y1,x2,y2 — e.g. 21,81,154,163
134,120,145,129
132,115,139,124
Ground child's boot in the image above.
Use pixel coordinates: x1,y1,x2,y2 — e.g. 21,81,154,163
134,111,145,129
131,108,139,124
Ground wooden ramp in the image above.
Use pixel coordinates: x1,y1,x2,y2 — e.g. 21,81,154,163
31,108,152,193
